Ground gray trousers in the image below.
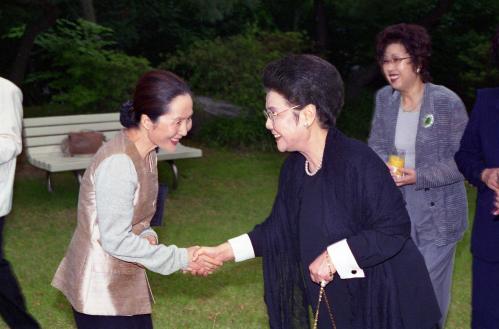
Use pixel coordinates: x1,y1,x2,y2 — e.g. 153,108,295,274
415,239,456,329
404,186,457,329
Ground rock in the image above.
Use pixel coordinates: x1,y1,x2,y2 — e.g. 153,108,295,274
194,96,241,117
190,96,242,137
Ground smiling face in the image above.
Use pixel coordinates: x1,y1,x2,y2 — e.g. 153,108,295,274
382,43,421,92
145,93,193,152
264,90,307,153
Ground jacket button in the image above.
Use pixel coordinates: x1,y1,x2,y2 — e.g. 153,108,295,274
430,202,435,206
351,270,357,274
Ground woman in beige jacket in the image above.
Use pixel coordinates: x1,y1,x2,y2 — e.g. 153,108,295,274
52,70,219,329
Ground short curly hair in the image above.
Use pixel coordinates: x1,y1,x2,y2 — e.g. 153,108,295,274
376,23,432,82
492,26,499,67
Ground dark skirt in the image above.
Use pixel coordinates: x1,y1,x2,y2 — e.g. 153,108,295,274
73,309,153,329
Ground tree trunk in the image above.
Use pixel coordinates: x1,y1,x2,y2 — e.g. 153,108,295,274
314,0,329,54
8,2,60,86
80,0,97,22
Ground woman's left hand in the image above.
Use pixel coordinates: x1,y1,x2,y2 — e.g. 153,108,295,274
143,235,158,245
309,250,336,285
393,167,416,186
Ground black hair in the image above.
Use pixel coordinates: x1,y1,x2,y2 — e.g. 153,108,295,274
262,54,344,128
120,70,192,128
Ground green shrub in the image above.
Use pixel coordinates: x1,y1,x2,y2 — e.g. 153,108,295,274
163,30,306,111
29,19,151,113
196,114,275,150
161,30,308,148
337,90,375,141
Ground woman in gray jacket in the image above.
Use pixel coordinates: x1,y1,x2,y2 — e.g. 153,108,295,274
368,23,468,328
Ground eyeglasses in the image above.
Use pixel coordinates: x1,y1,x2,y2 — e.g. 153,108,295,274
381,56,411,66
263,105,300,122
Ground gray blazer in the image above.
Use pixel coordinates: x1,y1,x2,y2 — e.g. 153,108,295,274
368,83,468,246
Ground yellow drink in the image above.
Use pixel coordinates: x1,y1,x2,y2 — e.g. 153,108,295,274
388,154,405,177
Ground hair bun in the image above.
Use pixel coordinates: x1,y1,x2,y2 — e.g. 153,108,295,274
119,100,137,128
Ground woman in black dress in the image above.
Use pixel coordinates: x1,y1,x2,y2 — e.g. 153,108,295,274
198,54,440,329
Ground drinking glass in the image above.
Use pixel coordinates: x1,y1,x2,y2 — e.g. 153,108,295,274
388,150,406,179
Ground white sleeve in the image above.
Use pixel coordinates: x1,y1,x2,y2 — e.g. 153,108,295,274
228,234,255,262
95,154,188,275
0,81,23,164
327,239,365,279
139,227,158,241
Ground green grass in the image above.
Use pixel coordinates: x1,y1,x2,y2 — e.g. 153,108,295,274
1,147,475,328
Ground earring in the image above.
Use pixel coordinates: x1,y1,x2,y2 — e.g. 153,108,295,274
304,121,309,127
416,67,421,73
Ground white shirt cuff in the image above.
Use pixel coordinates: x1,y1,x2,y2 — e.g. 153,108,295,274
228,234,255,262
327,239,365,279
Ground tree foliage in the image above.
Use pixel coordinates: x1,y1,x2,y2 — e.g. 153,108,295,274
162,30,307,111
28,19,150,113
161,30,307,148
0,0,498,141
92,0,264,65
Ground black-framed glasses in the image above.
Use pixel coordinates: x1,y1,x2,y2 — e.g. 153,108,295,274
381,56,411,66
263,104,300,122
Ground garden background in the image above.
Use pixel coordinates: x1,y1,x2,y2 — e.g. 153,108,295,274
1,1,498,328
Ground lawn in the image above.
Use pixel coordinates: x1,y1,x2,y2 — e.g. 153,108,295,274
1,146,475,328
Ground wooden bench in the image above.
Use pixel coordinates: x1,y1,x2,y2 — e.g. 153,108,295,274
23,112,202,192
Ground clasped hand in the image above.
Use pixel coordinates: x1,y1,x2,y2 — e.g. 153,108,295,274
309,250,336,286
182,246,222,276
140,235,225,276
481,168,499,215
185,242,235,276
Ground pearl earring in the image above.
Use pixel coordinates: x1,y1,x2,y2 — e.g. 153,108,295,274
416,67,421,73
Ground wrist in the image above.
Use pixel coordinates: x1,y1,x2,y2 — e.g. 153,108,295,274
220,242,235,262
186,246,200,262
325,251,334,276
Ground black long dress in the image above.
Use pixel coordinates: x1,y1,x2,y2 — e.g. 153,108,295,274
248,127,440,329
298,170,355,329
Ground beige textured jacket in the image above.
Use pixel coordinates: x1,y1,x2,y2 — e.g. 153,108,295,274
52,131,159,315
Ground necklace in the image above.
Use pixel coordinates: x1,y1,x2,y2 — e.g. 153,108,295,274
305,160,322,176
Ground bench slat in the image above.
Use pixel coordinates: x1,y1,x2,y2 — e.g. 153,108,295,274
24,130,120,148
26,144,202,172
157,144,202,161
24,121,123,137
23,113,118,127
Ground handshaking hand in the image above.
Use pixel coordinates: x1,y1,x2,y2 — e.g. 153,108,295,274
185,243,235,276
183,246,223,276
